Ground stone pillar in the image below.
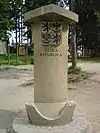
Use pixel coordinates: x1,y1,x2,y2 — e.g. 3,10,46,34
25,4,78,125
34,20,68,103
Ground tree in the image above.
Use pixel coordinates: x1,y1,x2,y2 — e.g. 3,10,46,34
0,0,14,40
67,0,100,57
70,0,77,68
9,0,100,58
75,0,100,57
9,0,24,44
24,0,59,11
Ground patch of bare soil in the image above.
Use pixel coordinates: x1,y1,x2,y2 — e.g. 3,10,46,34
68,72,92,83
19,79,34,87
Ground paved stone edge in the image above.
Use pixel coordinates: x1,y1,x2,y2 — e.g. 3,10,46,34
7,111,92,133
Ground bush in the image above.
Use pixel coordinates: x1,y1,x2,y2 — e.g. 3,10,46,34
30,57,34,64
68,66,81,74
68,66,91,83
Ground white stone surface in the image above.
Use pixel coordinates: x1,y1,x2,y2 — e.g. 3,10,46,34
24,4,79,126
24,4,78,23
25,101,76,125
10,111,92,133
30,13,70,120
33,20,69,104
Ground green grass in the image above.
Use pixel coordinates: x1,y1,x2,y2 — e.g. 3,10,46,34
78,57,100,63
68,66,91,83
68,66,82,74
0,54,34,66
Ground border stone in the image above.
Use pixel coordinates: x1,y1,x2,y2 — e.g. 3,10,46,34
8,110,92,133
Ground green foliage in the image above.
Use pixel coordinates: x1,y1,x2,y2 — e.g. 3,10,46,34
29,57,34,64
25,0,59,11
68,65,91,83
1,0,100,54
66,0,100,53
0,54,33,66
0,0,14,40
68,66,81,74
73,0,100,48
79,57,100,63
92,0,100,11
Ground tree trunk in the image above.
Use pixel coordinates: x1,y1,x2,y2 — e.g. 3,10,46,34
15,16,18,64
70,0,77,68
71,24,77,68
21,7,23,43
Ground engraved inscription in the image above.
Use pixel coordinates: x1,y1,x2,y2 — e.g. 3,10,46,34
44,48,58,52
41,21,62,45
40,48,62,57
40,52,62,57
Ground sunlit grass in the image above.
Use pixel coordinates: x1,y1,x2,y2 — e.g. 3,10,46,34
0,54,34,65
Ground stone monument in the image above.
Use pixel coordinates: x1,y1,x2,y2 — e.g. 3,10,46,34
10,4,92,133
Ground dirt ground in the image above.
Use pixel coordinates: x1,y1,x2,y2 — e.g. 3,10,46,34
69,62,100,133
0,63,99,133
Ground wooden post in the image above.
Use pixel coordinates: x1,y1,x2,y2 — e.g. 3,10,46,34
26,45,29,64
8,45,10,65
16,44,19,65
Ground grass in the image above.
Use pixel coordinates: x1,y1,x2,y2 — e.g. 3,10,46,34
0,54,34,66
78,57,100,63
68,66,82,74
68,66,91,83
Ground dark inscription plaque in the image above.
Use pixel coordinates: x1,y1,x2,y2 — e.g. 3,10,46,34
41,21,62,45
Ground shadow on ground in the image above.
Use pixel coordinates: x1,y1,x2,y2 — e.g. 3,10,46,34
0,110,17,130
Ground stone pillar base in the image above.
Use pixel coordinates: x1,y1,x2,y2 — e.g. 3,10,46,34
7,110,92,133
25,101,76,126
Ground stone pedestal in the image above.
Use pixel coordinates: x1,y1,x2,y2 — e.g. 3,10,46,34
8,110,92,133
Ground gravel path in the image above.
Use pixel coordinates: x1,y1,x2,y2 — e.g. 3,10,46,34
0,63,99,133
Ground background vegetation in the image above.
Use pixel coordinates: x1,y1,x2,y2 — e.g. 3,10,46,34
0,0,100,65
